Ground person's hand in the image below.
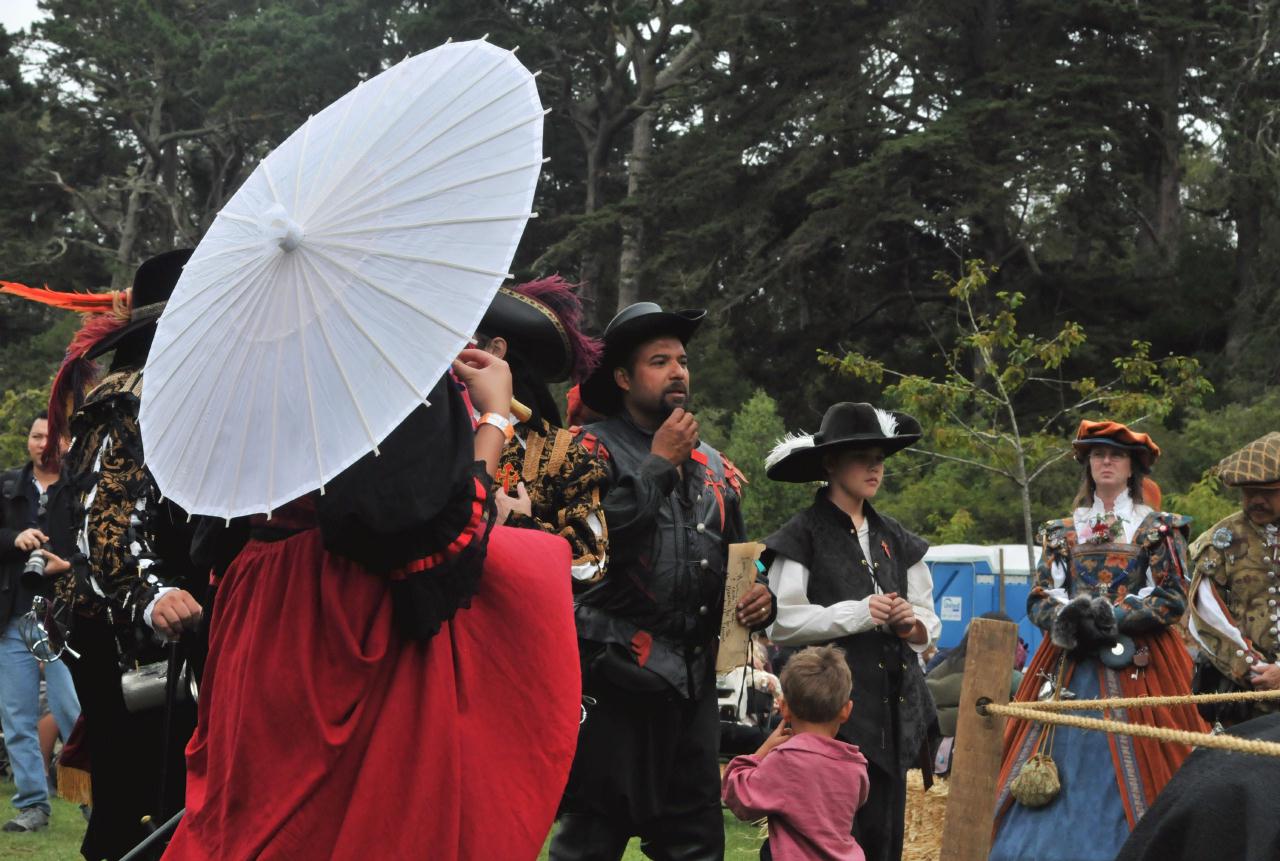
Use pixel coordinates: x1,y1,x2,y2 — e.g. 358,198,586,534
39,549,70,577
887,596,918,637
14,528,47,552
754,718,793,758
1250,662,1280,691
650,407,698,466
868,592,898,626
493,481,532,525
452,348,512,417
736,583,773,627
150,589,204,639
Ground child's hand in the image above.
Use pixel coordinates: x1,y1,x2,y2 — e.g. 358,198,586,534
754,721,792,758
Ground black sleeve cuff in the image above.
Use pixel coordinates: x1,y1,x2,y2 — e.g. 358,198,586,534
639,454,679,495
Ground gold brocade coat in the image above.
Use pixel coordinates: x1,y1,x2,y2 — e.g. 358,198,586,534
494,418,608,589
1188,510,1280,715
53,370,151,615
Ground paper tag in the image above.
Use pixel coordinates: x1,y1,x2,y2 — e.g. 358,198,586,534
717,542,764,673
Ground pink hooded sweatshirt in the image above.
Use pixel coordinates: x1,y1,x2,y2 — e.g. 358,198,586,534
722,733,870,861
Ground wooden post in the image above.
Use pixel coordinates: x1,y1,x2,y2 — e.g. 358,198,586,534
940,617,1018,861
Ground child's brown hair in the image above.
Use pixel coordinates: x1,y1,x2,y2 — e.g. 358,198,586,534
780,645,852,722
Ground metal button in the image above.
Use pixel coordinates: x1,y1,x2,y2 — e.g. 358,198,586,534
696,523,706,534
899,696,906,703
700,558,709,569
1271,599,1277,607
1237,649,1246,656
878,662,885,669
698,605,708,616
693,645,704,655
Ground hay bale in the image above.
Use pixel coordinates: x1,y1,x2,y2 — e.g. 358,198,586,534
902,769,948,861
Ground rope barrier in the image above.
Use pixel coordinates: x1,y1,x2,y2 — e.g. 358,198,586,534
1004,688,1280,712
982,701,1280,758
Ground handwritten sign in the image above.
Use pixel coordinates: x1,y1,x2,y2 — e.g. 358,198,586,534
717,542,765,673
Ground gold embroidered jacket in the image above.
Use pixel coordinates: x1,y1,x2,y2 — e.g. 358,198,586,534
1188,510,1280,718
494,418,608,589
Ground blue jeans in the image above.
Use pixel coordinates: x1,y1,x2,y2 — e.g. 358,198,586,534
0,616,81,814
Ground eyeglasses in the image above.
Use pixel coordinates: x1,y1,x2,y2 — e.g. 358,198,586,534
17,596,79,663
1087,448,1130,462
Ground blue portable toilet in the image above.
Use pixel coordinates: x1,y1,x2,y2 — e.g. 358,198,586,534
924,543,1043,662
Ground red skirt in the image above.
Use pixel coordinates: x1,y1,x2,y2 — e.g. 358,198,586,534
163,525,581,860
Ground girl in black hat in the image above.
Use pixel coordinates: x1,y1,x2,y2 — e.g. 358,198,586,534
761,402,939,861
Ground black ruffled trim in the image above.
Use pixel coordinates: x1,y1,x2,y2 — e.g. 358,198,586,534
389,471,496,641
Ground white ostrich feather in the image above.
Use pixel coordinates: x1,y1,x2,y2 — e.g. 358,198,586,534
874,408,898,438
766,432,815,469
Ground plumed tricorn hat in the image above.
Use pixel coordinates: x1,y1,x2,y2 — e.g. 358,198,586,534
578,301,706,415
765,402,922,483
1215,432,1280,488
89,248,193,364
477,276,602,383
1071,420,1160,471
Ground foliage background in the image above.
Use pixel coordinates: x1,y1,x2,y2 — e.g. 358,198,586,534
4,0,1279,542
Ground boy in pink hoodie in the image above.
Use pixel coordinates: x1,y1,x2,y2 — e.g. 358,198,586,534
722,645,871,861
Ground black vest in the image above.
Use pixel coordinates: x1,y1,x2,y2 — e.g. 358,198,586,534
764,492,937,772
575,413,741,699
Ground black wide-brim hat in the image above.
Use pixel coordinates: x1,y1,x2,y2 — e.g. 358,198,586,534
86,249,193,364
578,301,706,415
765,402,922,483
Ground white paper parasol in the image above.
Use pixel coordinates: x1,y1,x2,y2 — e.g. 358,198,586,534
140,39,544,519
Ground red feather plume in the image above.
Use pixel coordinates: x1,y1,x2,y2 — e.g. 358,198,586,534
511,276,603,383
43,314,128,469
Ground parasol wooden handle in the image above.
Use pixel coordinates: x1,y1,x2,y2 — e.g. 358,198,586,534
510,398,532,423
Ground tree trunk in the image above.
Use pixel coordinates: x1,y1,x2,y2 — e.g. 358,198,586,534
579,134,611,326
616,104,653,312
1137,32,1184,260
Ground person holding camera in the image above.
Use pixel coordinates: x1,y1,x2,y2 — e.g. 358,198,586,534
0,411,80,833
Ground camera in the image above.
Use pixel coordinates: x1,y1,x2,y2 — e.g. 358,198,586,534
23,546,47,578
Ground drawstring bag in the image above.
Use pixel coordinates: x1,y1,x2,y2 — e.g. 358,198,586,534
1010,659,1065,807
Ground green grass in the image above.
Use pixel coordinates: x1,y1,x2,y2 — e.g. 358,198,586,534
0,778,765,860
0,780,88,860
538,809,765,859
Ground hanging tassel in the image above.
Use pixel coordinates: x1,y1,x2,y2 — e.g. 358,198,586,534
55,761,94,807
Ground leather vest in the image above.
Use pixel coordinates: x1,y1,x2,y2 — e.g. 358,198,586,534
574,414,742,699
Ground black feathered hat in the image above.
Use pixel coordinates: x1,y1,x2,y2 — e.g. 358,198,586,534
89,248,193,365
765,402,922,483
477,277,602,383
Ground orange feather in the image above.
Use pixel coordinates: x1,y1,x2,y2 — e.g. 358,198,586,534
0,282,127,318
